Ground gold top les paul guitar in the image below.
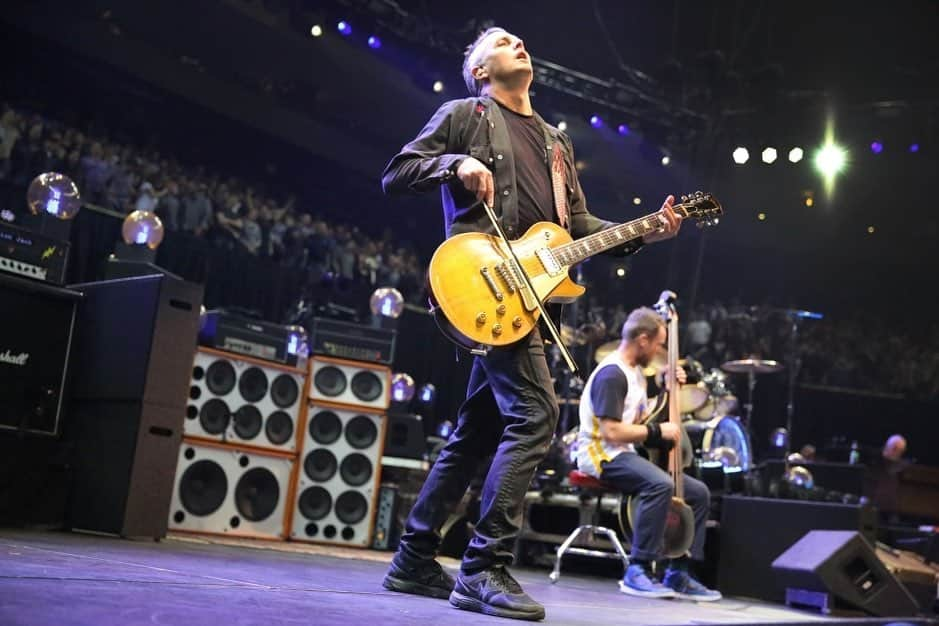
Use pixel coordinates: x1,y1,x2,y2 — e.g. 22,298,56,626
427,192,722,350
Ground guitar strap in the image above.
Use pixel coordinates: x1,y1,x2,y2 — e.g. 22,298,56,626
550,143,570,229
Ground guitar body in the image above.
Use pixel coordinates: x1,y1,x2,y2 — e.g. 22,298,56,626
428,222,584,349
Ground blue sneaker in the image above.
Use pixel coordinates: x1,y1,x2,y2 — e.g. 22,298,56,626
618,564,676,599
663,568,722,602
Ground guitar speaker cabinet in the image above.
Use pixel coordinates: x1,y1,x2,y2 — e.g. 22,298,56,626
185,347,305,453
289,403,386,547
168,440,294,540
308,356,390,412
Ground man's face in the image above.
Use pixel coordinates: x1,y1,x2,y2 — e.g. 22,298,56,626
473,30,532,90
636,326,667,368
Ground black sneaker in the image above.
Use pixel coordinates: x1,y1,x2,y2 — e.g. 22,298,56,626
382,558,455,600
450,566,545,621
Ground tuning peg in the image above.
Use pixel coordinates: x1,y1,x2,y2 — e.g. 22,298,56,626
696,221,705,229
695,190,703,197
681,195,688,202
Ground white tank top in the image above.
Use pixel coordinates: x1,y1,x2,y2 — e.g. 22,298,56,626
575,352,648,477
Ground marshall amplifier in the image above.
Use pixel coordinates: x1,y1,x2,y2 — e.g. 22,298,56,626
0,273,81,435
0,221,70,284
311,317,396,365
199,309,297,366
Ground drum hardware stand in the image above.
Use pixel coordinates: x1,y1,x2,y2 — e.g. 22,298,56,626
480,201,579,376
780,308,823,460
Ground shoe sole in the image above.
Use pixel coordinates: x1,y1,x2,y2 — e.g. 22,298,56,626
449,591,546,621
618,580,676,599
673,591,722,602
382,574,452,600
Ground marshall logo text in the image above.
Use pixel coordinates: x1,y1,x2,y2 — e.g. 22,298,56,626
0,350,29,366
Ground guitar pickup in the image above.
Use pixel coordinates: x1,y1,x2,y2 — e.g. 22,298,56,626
479,267,504,301
535,247,562,276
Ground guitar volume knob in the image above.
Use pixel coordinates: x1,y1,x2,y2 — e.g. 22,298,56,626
496,304,506,315
512,316,523,329
492,323,503,336
476,312,487,325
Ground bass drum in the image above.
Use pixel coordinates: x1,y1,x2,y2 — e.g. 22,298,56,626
684,415,753,471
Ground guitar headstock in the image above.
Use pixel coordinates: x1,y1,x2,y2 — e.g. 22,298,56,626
674,191,722,228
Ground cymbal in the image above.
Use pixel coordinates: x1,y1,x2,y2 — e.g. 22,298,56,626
721,358,784,374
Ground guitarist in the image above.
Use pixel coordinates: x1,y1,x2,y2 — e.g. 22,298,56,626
576,307,721,601
380,26,682,621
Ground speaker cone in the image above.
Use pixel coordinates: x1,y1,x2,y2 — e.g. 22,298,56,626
346,415,378,449
200,399,230,434
340,453,373,487
271,374,299,408
309,410,342,445
299,486,332,521
314,366,347,397
350,371,382,402
234,467,280,522
206,360,236,395
233,405,263,440
335,491,368,525
239,367,269,403
265,411,293,445
305,449,338,482
179,459,228,516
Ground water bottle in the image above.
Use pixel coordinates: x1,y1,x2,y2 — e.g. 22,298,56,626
849,441,860,465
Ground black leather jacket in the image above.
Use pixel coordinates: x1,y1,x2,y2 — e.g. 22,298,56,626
381,95,642,256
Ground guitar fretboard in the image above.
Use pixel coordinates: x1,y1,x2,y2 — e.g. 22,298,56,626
552,206,692,267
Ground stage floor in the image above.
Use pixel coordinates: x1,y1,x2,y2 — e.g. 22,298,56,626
0,529,932,626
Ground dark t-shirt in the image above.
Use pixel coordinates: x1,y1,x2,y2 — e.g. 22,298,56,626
498,103,554,233
590,364,629,421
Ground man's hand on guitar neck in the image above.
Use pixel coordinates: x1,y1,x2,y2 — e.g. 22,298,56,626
660,422,681,442
642,195,682,244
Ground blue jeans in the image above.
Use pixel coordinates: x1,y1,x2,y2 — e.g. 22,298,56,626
394,328,558,572
600,451,710,561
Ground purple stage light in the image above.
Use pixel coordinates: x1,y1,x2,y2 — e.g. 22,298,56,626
337,21,351,35
589,115,603,128
617,124,630,136
367,35,381,49
910,143,920,153
870,141,883,154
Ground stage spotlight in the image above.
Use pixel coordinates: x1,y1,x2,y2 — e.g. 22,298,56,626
369,287,404,319
758,212,766,221
814,143,847,178
589,115,603,128
761,147,777,164
432,80,444,93
632,197,641,205
732,147,749,164
870,141,883,154
788,147,804,163
310,25,323,37
557,120,567,131
615,267,626,278
617,124,630,136
910,143,920,153
367,35,381,49
661,155,670,166
867,225,875,234
391,373,415,403
337,21,351,35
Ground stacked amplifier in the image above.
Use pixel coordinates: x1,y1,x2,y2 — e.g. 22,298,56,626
168,312,397,548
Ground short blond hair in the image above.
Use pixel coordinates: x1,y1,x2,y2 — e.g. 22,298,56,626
462,27,507,96
621,307,665,342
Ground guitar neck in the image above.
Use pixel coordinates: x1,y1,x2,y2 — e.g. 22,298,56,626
552,205,693,267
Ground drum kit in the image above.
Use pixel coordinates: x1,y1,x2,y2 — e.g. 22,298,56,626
591,340,784,474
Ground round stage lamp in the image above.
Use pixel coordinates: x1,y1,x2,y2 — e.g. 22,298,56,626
370,287,404,319
121,210,165,250
769,427,789,451
390,372,415,403
27,172,82,219
285,325,310,360
784,465,814,491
